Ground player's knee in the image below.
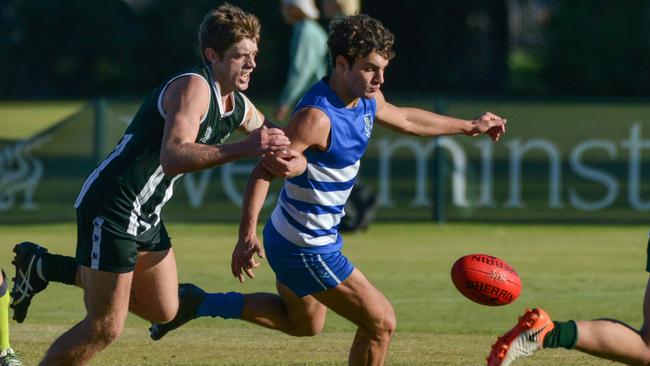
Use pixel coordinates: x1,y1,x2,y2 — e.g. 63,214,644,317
149,305,178,324
287,323,323,337
370,305,396,342
86,319,124,346
149,298,179,324
286,319,324,337
131,293,179,323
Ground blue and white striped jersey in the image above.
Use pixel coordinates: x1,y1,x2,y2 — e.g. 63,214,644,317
267,78,376,252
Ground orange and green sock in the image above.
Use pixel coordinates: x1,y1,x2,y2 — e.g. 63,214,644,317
543,320,578,349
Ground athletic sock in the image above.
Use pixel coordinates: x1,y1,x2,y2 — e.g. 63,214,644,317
196,292,244,319
0,271,10,351
39,253,78,285
543,320,578,349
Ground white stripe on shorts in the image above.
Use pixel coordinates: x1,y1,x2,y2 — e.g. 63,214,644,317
316,254,341,284
300,253,327,291
91,217,104,270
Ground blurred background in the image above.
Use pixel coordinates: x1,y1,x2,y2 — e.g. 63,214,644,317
1,0,650,225
4,4,650,365
3,0,650,98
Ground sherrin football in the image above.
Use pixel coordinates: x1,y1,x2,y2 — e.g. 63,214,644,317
450,253,521,306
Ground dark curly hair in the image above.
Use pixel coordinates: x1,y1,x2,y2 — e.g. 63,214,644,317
199,3,260,63
327,14,395,68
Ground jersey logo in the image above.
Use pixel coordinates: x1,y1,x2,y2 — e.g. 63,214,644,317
199,126,213,143
363,113,374,137
218,132,231,144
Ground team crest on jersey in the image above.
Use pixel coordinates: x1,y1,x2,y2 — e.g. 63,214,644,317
363,113,373,137
218,132,231,144
199,126,213,143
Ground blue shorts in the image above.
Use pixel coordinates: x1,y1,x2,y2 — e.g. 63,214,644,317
263,223,354,297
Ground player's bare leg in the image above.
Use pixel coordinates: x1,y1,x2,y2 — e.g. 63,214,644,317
40,266,131,366
570,276,650,365
129,249,178,323
201,270,395,365
314,269,396,366
235,270,394,365
489,276,650,366
239,281,327,336
151,280,327,340
148,270,394,366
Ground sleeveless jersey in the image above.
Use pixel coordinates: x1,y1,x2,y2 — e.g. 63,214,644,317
75,65,248,241
267,78,376,252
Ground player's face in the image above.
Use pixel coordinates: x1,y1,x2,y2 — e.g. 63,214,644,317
345,51,389,99
211,38,258,93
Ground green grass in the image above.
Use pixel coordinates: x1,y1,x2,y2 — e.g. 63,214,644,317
1,223,647,365
0,101,85,140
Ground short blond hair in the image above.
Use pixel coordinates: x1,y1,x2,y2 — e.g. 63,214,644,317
198,3,260,63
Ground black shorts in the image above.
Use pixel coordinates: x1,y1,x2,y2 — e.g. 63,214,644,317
75,209,172,273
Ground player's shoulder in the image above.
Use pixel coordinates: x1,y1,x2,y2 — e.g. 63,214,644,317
165,73,210,98
298,84,338,113
292,106,330,130
295,105,329,121
372,90,386,106
285,106,330,148
370,90,387,115
160,72,211,114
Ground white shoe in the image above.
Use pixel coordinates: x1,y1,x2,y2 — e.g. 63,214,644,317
487,308,554,366
0,348,23,366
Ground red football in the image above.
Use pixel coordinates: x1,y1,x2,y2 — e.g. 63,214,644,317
451,253,522,306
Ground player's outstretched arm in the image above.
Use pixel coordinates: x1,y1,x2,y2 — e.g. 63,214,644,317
374,91,507,142
232,163,274,283
159,76,290,176
239,97,307,178
232,107,330,282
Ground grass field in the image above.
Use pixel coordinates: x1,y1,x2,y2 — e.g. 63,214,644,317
0,101,84,140
1,222,647,365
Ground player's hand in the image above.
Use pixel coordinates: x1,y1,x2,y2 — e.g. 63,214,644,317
244,126,290,157
467,112,507,142
262,150,307,178
231,235,266,283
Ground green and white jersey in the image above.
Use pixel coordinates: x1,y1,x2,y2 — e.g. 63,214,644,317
75,65,249,241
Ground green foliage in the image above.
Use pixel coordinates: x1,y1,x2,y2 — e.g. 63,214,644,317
0,223,645,364
4,1,650,97
2,0,292,98
508,51,545,94
542,0,650,95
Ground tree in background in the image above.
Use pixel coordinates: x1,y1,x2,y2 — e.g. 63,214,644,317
2,0,650,98
542,0,650,95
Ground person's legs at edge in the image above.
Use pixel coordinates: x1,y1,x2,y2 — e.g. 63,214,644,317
489,239,650,366
568,276,650,364
1,269,23,365
1,271,11,352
